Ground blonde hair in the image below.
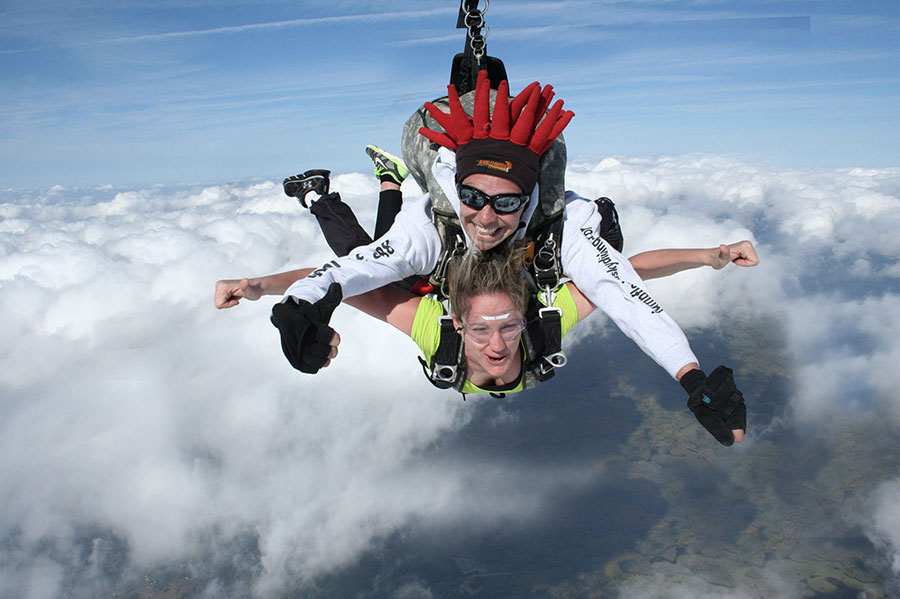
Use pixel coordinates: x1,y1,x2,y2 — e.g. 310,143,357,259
447,244,529,321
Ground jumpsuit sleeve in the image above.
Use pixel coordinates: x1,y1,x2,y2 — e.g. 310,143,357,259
560,192,699,379
284,193,442,304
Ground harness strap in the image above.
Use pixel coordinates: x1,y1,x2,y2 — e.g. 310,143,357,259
537,306,567,373
594,196,624,252
519,318,553,383
532,233,560,293
420,314,465,389
519,295,568,386
428,220,467,300
528,212,565,303
450,1,508,94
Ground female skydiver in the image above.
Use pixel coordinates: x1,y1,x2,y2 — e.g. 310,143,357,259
214,243,744,441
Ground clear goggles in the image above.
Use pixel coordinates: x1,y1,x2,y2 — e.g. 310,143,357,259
460,312,527,344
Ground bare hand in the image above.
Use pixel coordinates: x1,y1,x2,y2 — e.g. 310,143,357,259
711,240,759,270
732,429,745,443
214,278,263,309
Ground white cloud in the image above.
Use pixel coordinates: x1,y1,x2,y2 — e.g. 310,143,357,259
1,154,898,596
617,567,805,599
786,293,900,420
0,179,473,594
869,479,900,576
564,155,900,595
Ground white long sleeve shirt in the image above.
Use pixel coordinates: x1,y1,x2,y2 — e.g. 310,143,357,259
285,148,697,378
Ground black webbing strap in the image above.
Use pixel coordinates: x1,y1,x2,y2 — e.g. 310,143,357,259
428,223,467,300
527,211,564,292
532,235,560,291
420,315,463,389
536,306,567,376
450,0,508,94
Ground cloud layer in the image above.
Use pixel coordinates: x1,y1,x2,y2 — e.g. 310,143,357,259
1,156,898,596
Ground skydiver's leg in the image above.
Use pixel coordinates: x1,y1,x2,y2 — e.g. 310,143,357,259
374,183,403,239
365,146,432,295
309,193,374,257
313,182,406,255
367,145,409,239
284,169,373,257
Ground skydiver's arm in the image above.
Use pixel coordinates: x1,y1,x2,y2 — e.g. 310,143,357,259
218,269,420,373
565,271,704,377
283,193,442,305
215,264,420,337
342,285,420,336
566,281,595,321
215,269,312,309
629,241,759,280
560,194,699,379
565,270,744,444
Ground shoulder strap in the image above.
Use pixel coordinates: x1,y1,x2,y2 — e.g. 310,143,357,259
519,291,568,390
450,1,507,95
594,196,624,252
418,312,467,390
427,217,467,301
524,211,565,295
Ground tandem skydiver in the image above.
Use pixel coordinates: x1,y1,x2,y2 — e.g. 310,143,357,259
216,156,755,408
273,145,758,287
216,71,753,446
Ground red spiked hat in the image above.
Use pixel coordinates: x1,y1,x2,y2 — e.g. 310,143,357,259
419,70,574,194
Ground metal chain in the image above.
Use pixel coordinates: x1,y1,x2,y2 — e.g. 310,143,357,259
462,0,489,60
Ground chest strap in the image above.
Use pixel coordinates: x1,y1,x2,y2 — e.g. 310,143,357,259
518,292,569,387
536,306,567,375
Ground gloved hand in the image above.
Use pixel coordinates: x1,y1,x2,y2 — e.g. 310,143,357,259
270,283,342,374
679,365,747,446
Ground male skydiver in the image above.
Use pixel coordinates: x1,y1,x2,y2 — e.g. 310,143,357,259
283,146,758,284
266,71,749,446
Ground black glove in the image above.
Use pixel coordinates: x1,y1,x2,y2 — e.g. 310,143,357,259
680,365,747,446
270,283,343,374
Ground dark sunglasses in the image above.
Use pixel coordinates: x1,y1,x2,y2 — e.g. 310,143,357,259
456,184,530,215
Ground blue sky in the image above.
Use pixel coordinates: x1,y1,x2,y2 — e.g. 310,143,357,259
1,0,898,188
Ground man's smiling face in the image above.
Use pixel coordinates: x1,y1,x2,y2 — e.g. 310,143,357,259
457,174,527,251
